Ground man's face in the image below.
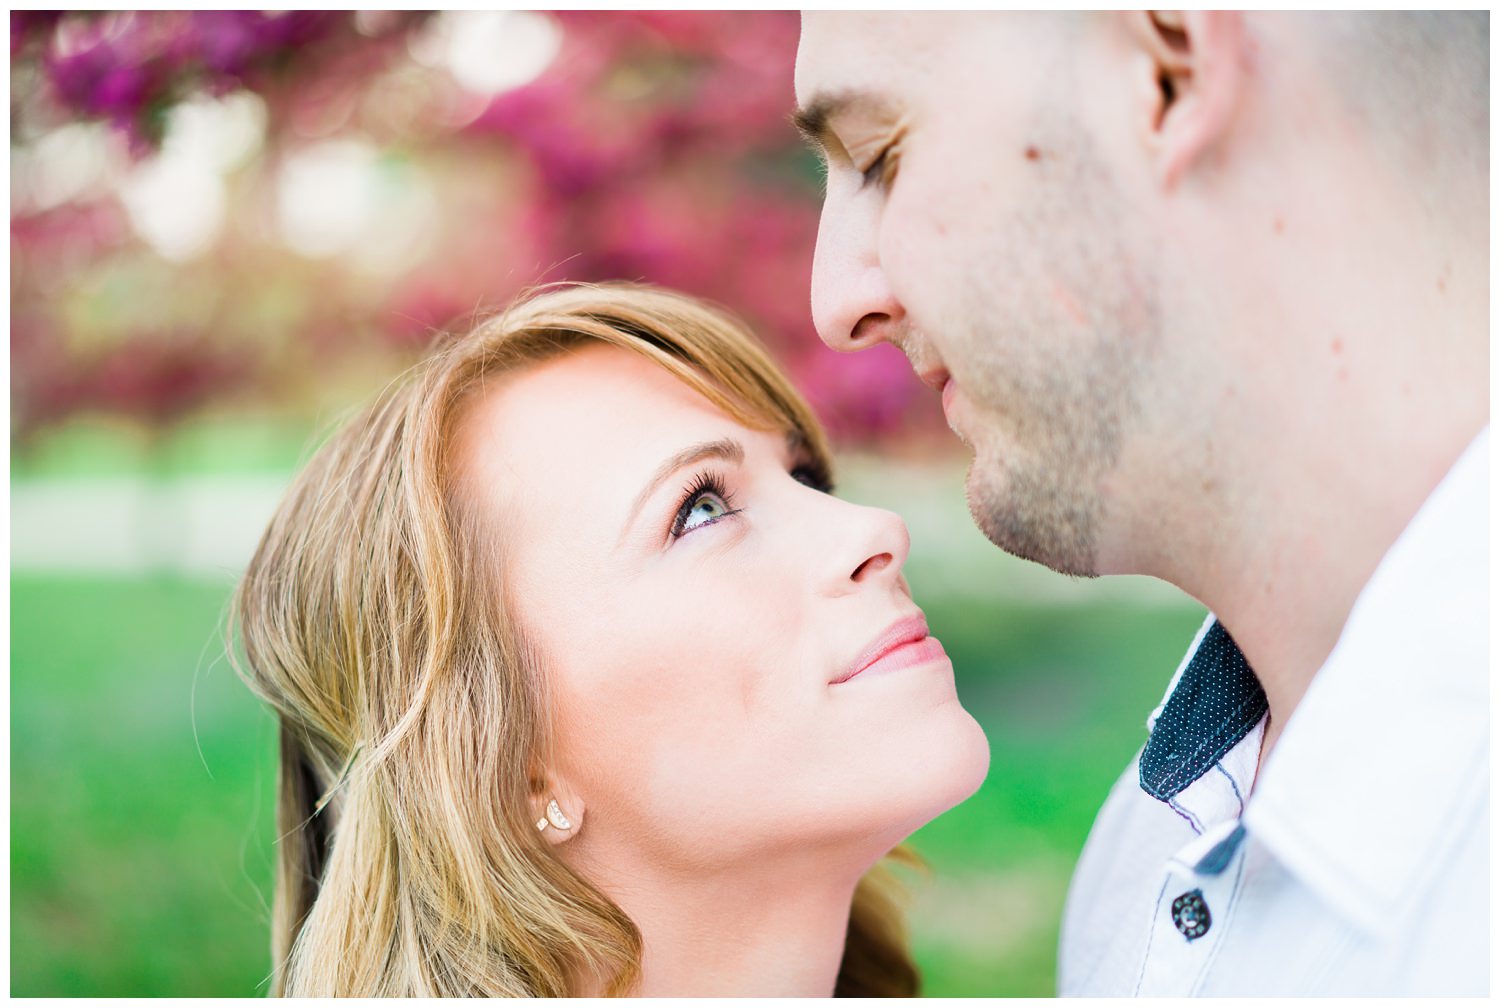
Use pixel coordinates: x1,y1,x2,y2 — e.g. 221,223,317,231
795,13,1164,577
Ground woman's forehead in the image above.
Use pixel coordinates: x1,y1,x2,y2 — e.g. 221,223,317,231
454,343,777,540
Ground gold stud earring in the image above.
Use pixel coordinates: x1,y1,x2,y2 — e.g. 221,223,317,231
535,816,549,831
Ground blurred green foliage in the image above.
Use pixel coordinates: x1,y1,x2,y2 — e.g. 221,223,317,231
12,575,276,995
11,571,1202,996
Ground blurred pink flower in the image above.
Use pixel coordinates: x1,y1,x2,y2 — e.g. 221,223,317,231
12,10,948,449
794,342,927,444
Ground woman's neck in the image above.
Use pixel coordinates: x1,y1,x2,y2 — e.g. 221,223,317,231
578,848,863,996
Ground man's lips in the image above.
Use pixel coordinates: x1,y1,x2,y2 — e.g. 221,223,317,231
918,366,958,418
917,367,951,394
832,614,948,685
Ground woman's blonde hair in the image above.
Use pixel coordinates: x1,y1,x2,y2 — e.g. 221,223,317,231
231,282,920,996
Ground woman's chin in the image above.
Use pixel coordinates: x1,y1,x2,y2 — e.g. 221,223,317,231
851,707,992,852
925,706,992,818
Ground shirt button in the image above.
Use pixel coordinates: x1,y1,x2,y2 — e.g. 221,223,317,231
1171,888,1212,941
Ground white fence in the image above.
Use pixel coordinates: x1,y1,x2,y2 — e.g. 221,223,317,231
11,457,1196,610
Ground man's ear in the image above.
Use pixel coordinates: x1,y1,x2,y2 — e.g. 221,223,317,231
1127,11,1247,190
529,771,585,847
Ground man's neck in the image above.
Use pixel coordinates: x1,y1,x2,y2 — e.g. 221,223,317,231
1232,418,1482,769
1132,163,1487,765
1172,356,1483,767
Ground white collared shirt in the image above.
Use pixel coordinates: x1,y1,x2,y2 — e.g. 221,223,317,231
1058,427,1490,996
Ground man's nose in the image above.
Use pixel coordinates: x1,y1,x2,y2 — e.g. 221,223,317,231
809,195,905,353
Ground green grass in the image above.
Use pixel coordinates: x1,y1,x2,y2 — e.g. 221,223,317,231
11,573,1204,996
11,575,278,996
904,598,1205,995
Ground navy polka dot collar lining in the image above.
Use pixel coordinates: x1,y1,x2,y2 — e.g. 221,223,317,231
1139,621,1268,803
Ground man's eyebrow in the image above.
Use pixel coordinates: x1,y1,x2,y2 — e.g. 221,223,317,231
791,90,898,158
624,437,745,538
791,95,840,155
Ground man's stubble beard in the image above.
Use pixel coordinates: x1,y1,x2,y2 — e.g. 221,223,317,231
955,146,1159,579
961,340,1137,579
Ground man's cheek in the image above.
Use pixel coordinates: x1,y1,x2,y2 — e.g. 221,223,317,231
882,200,951,310
877,200,918,281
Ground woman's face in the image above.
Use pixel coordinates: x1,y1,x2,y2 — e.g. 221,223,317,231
457,343,989,873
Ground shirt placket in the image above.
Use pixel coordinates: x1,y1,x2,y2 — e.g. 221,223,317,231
1135,818,1249,995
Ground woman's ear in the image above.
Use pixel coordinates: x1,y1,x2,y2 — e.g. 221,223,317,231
1126,11,1248,190
529,774,585,847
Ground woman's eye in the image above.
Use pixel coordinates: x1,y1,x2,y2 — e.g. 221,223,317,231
682,492,729,532
670,474,740,540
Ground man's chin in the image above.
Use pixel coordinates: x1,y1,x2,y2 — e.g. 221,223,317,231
963,455,1101,579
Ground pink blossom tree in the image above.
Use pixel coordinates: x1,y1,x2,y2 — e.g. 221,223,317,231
11,11,934,449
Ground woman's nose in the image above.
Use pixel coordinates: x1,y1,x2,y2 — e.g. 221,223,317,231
849,548,895,583
809,193,905,354
827,501,911,594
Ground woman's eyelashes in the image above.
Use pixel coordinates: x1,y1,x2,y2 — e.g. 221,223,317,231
669,471,742,539
666,460,835,541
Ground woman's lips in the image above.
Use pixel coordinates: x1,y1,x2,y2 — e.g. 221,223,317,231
833,615,950,685
846,636,948,683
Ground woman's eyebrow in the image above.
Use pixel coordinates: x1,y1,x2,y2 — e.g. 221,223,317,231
623,437,745,536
